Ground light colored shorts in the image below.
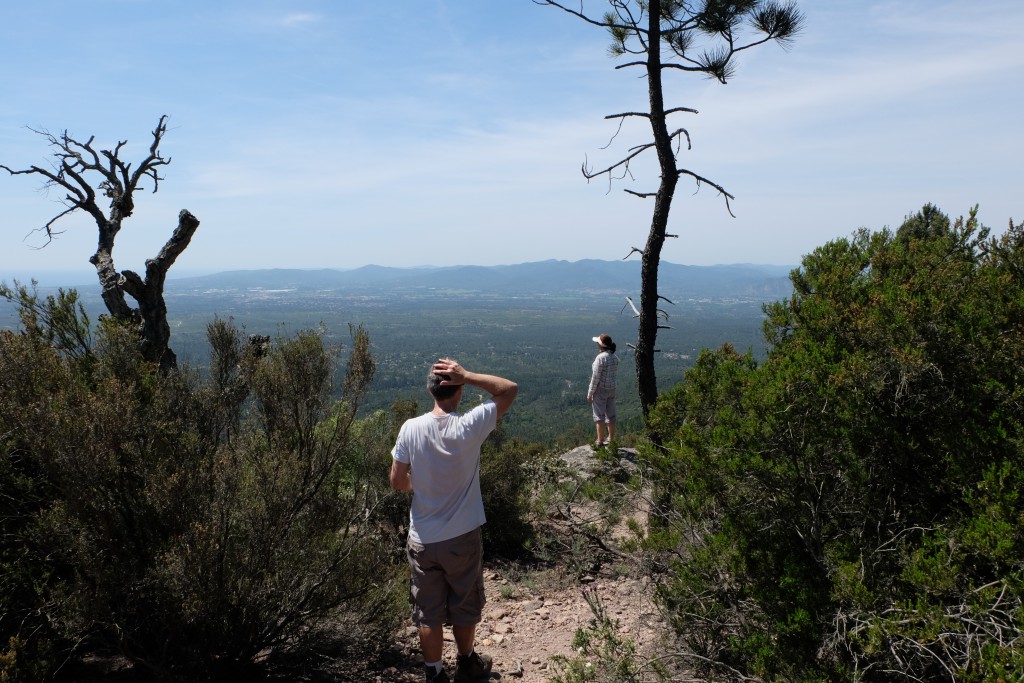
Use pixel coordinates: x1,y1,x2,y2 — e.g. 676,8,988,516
591,393,616,423
407,527,485,627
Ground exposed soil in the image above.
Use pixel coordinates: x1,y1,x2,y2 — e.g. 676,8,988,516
367,568,663,683
366,445,664,683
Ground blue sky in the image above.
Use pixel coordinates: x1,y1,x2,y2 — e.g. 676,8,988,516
1,0,1021,282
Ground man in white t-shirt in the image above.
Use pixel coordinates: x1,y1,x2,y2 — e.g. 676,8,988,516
390,358,518,683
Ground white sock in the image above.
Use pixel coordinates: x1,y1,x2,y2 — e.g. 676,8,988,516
425,660,443,674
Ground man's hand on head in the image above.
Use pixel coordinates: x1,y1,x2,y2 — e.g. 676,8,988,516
432,359,517,418
433,358,468,385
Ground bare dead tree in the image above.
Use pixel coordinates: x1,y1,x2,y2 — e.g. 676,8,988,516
536,0,803,424
1,115,200,370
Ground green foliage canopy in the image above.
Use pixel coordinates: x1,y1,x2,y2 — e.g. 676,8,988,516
646,205,1024,681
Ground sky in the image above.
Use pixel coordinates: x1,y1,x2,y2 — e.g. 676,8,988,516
1,0,1021,283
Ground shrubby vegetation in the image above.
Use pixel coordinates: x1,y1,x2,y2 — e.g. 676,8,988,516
0,282,541,681
641,205,1024,680
0,287,409,680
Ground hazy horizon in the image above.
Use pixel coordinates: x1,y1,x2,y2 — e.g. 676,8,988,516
3,258,799,289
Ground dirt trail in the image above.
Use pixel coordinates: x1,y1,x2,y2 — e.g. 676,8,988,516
372,569,662,683
371,445,662,683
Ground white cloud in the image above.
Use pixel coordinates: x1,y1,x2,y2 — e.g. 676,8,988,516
280,12,318,27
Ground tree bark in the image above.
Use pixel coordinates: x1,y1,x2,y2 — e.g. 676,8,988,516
636,0,679,423
119,210,201,371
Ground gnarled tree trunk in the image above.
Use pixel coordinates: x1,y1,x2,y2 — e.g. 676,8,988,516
2,116,198,370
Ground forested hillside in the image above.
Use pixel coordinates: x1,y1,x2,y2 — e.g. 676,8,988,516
1,260,785,445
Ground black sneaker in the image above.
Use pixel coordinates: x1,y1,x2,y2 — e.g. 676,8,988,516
425,665,450,683
455,651,493,682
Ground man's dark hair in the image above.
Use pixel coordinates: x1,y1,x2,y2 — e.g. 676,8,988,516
427,373,461,401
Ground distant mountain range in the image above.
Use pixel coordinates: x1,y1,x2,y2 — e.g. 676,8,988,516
166,260,796,300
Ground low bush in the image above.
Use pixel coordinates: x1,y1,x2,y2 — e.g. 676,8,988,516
0,288,406,680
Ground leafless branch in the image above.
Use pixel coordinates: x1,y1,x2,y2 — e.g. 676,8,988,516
583,142,654,180
671,127,693,151
532,0,641,33
3,117,171,240
606,111,652,120
599,116,629,151
39,206,77,244
665,106,699,116
129,114,171,195
678,168,736,217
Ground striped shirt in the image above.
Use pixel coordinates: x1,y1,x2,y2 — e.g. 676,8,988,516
588,351,619,399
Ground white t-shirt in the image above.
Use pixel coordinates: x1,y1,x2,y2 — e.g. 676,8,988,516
391,400,498,544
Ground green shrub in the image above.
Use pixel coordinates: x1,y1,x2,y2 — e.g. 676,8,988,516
642,207,1024,680
0,293,405,680
480,436,544,558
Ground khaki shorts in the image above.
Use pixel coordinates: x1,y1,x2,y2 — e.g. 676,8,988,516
591,393,616,423
407,527,485,627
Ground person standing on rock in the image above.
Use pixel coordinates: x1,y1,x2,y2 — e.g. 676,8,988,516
390,357,518,683
587,333,619,447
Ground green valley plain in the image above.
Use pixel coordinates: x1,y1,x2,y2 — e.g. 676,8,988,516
2,259,793,444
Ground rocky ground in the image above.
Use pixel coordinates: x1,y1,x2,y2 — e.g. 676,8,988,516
369,569,662,683
365,445,665,683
